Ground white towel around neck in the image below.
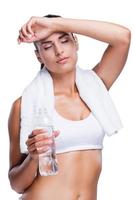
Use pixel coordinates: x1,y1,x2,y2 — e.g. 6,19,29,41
20,65,123,153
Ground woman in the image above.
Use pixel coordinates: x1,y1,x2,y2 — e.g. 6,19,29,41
8,15,131,200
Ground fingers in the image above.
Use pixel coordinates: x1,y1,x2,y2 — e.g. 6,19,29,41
27,142,50,154
17,19,35,44
53,130,60,137
26,130,49,146
17,30,34,44
29,128,60,138
26,129,60,157
27,137,52,155
18,28,26,44
29,128,48,138
27,135,53,148
27,17,35,35
17,16,52,44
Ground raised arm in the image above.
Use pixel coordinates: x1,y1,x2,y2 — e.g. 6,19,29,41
54,18,131,90
18,16,131,90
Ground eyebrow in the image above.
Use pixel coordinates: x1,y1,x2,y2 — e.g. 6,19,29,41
41,33,70,45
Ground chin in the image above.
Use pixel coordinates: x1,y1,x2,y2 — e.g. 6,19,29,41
59,65,76,73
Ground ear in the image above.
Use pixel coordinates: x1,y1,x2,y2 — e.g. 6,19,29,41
73,35,79,51
34,50,42,64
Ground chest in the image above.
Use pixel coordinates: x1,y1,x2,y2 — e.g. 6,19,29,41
54,94,91,121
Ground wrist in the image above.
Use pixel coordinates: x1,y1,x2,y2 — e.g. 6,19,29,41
52,17,71,33
28,154,39,167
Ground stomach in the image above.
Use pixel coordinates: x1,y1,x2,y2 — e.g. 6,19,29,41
21,149,102,200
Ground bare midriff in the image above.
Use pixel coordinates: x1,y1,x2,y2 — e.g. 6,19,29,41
21,149,102,200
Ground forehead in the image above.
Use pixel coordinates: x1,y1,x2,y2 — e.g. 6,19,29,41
40,32,72,44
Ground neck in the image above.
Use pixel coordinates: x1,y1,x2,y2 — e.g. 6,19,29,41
50,68,78,97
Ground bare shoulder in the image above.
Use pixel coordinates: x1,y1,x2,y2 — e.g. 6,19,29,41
8,97,21,134
11,97,21,114
8,97,23,168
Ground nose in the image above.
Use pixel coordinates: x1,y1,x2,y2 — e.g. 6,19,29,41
54,43,64,56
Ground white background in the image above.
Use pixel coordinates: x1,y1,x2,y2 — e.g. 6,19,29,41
0,0,133,199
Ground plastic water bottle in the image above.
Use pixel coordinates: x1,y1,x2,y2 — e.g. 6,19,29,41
33,107,58,176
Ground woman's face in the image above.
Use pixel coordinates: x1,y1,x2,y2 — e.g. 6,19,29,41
36,32,78,74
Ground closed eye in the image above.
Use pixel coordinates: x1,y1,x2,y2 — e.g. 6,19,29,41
61,39,69,43
43,45,52,50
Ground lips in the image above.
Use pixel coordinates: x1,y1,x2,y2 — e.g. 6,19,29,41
56,57,69,64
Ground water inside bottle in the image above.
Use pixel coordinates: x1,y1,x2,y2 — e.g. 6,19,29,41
32,107,58,176
38,125,58,176
39,150,58,176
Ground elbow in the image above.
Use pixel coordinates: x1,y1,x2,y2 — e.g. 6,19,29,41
8,172,25,194
9,181,24,194
120,28,131,45
10,185,24,194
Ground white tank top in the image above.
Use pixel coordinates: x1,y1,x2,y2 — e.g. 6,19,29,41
53,109,105,154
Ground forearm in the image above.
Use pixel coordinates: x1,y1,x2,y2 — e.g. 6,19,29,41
53,17,130,46
9,154,38,193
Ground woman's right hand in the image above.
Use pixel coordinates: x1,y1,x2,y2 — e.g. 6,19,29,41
26,129,60,161
17,16,57,44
